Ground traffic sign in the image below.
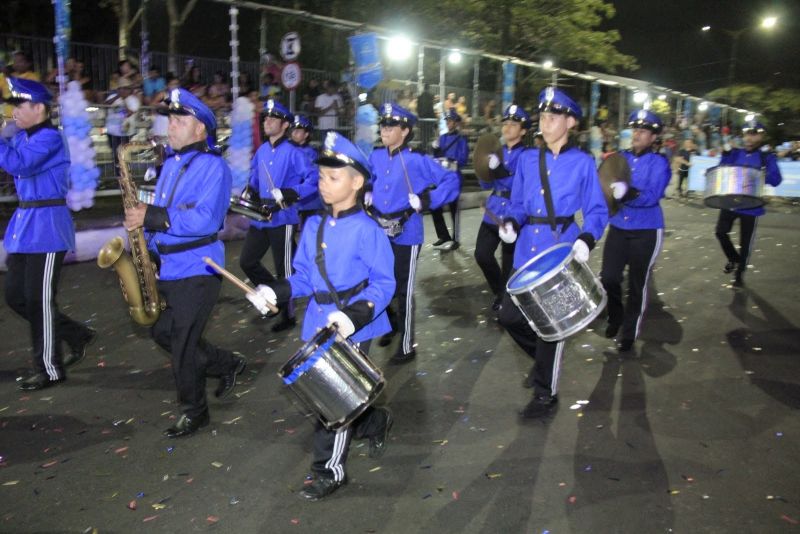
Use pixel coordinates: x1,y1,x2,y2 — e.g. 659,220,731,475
280,32,301,61
281,62,302,90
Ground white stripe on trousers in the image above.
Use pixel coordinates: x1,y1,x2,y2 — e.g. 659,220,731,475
284,225,295,316
325,427,351,482
402,244,420,354
550,341,565,396
743,217,758,268
42,252,58,379
634,228,664,340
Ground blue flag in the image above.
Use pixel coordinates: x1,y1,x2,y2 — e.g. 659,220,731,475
348,33,383,90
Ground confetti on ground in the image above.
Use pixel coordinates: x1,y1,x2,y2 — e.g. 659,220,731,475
142,515,158,522
369,467,381,473
211,462,224,468
2,481,20,486
207,515,219,524
40,460,58,469
127,500,137,510
485,473,502,479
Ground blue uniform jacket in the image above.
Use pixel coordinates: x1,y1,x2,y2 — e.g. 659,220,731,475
508,143,608,269
719,148,782,216
610,150,671,230
248,136,318,228
1,121,74,253
479,142,528,226
368,146,460,246
146,142,232,280
292,141,323,212
289,207,396,343
435,131,469,170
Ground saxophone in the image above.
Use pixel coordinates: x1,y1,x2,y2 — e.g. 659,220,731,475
97,141,166,326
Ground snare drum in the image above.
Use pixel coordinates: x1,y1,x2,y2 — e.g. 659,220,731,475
229,189,272,221
279,326,385,430
704,165,765,210
506,243,607,342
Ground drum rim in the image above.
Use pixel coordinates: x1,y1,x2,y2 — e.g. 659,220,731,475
506,242,574,295
704,164,765,177
278,326,338,377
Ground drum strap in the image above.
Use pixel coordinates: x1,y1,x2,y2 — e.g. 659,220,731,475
18,198,66,208
527,215,575,233
315,214,346,310
538,146,558,236
491,189,511,199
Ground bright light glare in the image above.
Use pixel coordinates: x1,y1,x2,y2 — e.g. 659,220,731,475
745,113,755,121
542,60,554,69
658,94,667,101
701,25,711,32
448,50,462,64
761,16,777,29
387,36,412,61
698,102,709,112
633,91,648,104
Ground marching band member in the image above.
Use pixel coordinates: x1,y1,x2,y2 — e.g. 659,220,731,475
599,110,671,353
715,120,782,287
1,77,96,390
497,88,608,419
290,114,322,227
475,104,531,310
430,108,468,251
368,102,460,364
247,132,394,501
124,88,245,437
239,100,317,332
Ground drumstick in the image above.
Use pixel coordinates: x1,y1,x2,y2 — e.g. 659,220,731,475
202,257,279,314
481,200,504,227
397,150,416,198
261,161,286,209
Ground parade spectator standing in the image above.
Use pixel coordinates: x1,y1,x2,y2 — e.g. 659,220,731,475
104,78,140,176
674,139,695,197
315,80,343,133
417,84,434,119
143,67,166,105
205,71,231,110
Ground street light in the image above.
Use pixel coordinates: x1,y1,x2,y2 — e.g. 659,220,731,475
387,36,412,61
542,60,554,69
762,16,777,29
448,49,462,65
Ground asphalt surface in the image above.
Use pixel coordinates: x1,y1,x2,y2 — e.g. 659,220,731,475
0,197,799,533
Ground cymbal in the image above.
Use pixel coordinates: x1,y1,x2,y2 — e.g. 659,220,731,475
473,133,503,182
598,152,631,216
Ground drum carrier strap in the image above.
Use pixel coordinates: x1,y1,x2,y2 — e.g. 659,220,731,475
538,145,559,237
314,214,368,310
527,215,575,234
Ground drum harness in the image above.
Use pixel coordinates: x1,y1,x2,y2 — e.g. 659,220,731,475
314,213,369,309
528,146,575,239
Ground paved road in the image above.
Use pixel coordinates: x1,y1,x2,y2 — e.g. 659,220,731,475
1,198,798,533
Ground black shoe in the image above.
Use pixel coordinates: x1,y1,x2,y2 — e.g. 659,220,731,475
732,273,744,288
163,412,210,438
604,323,620,339
389,349,416,365
521,362,536,389
300,476,346,501
520,394,558,419
438,240,457,251
18,373,65,391
378,331,395,347
723,261,737,274
369,408,393,459
64,328,97,367
271,317,297,333
491,295,503,312
618,339,635,352
432,238,450,249
215,354,247,399
450,241,460,251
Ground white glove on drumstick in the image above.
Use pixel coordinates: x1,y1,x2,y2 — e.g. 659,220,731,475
408,193,422,212
488,153,500,170
271,188,284,204
498,221,517,244
572,239,590,263
246,284,277,316
610,181,628,200
364,191,373,207
327,310,355,339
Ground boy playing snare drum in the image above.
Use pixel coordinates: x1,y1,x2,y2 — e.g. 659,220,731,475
247,132,396,501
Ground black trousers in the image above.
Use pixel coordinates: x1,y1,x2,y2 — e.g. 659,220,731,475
151,275,237,419
107,134,130,175
498,290,565,398
677,171,688,194
474,221,516,297
311,341,386,481
430,199,460,242
715,209,757,276
239,225,296,319
5,252,92,380
600,227,662,342
386,242,420,356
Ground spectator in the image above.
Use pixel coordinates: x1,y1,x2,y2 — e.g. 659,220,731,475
113,58,142,90
205,71,231,110
104,78,141,176
260,72,281,100
149,75,177,144
674,139,696,198
182,65,206,98
444,92,456,113
314,80,343,132
417,84,434,119
143,67,166,105
238,72,252,96
306,78,321,100
455,95,468,120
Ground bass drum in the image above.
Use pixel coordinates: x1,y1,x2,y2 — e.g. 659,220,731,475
704,165,765,210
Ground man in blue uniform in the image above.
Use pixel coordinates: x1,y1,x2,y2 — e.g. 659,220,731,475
600,110,671,353
475,104,531,310
430,108,468,251
1,78,96,390
716,120,782,287
124,88,245,438
497,87,608,418
367,103,460,363
290,114,322,226
239,100,318,332
247,132,395,501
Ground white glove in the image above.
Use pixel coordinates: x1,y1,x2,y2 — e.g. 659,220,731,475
498,222,517,244
488,153,500,170
409,193,422,212
271,187,284,203
610,181,628,200
144,166,158,182
246,284,277,316
572,239,590,263
364,191,373,207
723,142,732,152
760,144,771,153
431,138,440,149
327,310,355,339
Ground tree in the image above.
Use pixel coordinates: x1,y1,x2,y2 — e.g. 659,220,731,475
99,0,145,61
706,84,800,139
165,0,200,74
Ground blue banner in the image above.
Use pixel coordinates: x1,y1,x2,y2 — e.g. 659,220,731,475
348,33,382,90
502,62,516,111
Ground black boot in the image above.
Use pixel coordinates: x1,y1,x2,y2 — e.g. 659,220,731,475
163,412,210,438
520,393,558,419
299,476,346,501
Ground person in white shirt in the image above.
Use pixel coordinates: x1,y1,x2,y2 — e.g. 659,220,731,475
314,80,343,132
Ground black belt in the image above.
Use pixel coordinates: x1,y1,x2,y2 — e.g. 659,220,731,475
491,189,511,199
527,215,575,233
314,278,369,305
370,206,416,220
156,234,218,255
18,198,66,208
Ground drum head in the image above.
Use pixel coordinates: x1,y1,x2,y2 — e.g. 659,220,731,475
473,133,503,182
598,152,631,216
507,243,572,293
